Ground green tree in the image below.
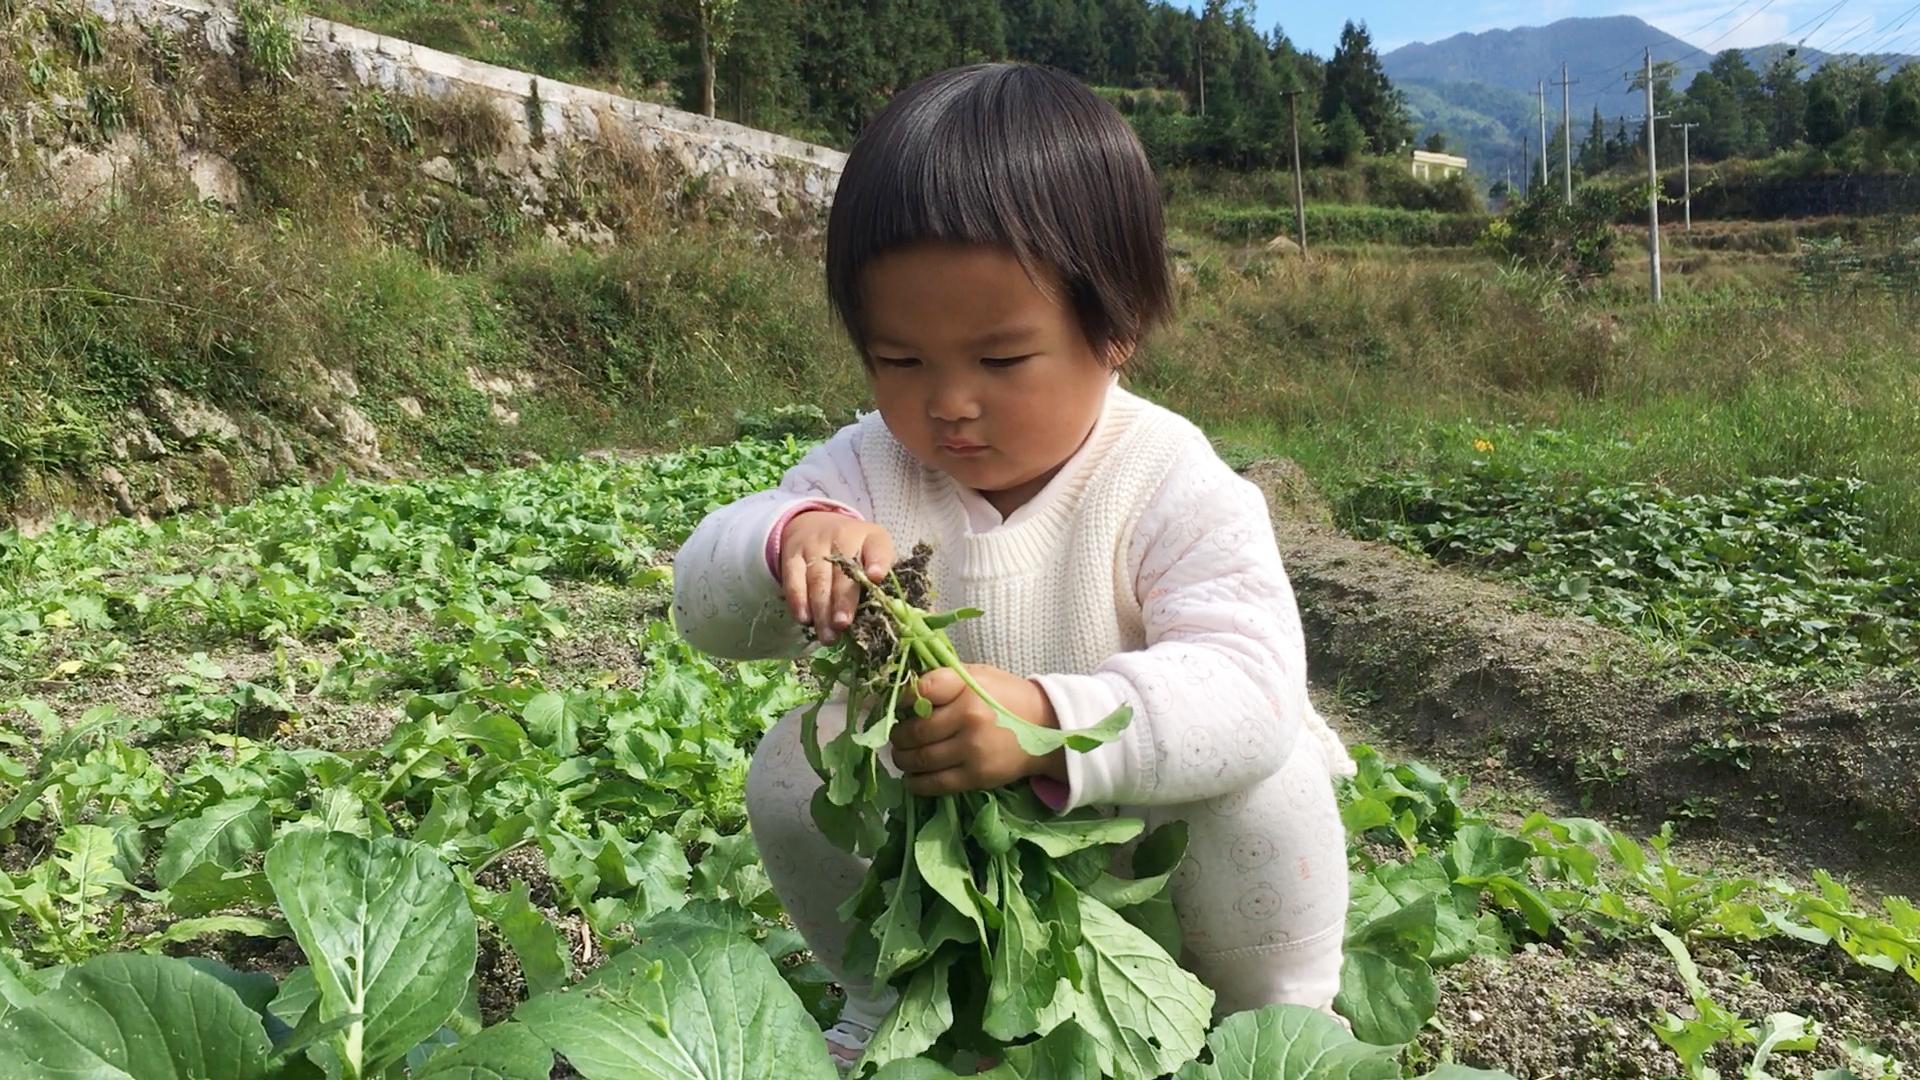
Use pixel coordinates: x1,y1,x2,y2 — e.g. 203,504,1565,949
1763,52,1807,149
670,0,741,117
1684,70,1743,159
1887,65,1920,140
1319,19,1411,153
1805,77,1848,147
1704,50,1767,156
945,0,1008,65
1579,106,1608,173
712,0,802,129
1423,130,1448,153
1101,0,1152,84
1323,103,1366,164
565,0,671,74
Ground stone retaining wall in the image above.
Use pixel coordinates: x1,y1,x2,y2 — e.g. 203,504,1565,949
78,0,845,220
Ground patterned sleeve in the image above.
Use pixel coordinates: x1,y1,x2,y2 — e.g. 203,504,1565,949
671,425,875,660
1031,446,1314,811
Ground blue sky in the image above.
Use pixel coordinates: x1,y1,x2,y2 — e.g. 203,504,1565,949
1180,1,1920,57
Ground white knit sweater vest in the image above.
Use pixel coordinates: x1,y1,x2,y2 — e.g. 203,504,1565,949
855,387,1196,680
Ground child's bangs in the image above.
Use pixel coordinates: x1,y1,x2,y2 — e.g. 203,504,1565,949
826,64,1171,358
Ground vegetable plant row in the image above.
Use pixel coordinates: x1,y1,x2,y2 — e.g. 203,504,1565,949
0,443,1911,1078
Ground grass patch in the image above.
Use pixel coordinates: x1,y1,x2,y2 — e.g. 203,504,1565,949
1189,204,1489,249
1346,465,1917,669
1137,255,1920,562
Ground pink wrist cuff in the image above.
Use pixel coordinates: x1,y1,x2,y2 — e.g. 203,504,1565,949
764,500,861,579
1030,776,1071,812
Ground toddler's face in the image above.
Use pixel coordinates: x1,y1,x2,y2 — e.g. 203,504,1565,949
859,242,1115,515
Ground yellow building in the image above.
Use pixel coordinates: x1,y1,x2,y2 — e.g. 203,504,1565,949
1411,149,1469,181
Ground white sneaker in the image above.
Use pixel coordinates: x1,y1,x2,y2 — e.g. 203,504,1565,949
823,989,896,1076
824,1017,876,1075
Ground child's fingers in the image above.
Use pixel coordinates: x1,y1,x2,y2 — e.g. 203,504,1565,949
891,733,969,775
911,667,967,707
905,767,974,798
890,709,964,751
829,561,862,633
806,557,837,639
860,531,896,581
782,552,812,623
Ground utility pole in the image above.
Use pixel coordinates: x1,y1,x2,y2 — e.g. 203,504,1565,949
1670,120,1699,231
1554,63,1579,204
1520,134,1531,193
1642,48,1667,304
1537,80,1549,190
1282,88,1308,255
1196,38,1205,117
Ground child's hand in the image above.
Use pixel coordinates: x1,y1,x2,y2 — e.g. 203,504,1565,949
780,511,895,644
890,666,1068,796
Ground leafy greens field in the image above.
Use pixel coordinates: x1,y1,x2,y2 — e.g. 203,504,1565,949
0,443,1914,1078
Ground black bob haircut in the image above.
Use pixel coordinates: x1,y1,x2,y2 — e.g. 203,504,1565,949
825,63,1173,362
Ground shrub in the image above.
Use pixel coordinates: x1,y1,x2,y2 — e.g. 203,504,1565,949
1482,184,1633,286
1199,204,1489,248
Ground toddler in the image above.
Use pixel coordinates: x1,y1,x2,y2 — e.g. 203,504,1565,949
672,62,1356,1067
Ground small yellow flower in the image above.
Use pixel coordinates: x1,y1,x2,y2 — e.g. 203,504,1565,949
1473,439,1495,453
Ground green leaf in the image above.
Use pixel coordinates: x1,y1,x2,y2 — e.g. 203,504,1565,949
1750,1012,1818,1079
144,914,287,948
859,948,956,1072
54,824,133,914
475,883,572,997
165,865,276,917
265,830,478,1076
1447,825,1533,883
1058,894,1212,1079
155,798,271,888
0,954,49,1019
691,831,768,907
993,703,1133,758
1173,1004,1400,1080
411,1022,553,1080
983,857,1056,1041
0,953,273,1080
1334,948,1438,1045
996,799,1144,858
517,927,836,1080
915,799,986,940
871,1021,1106,1079
1089,821,1188,911
523,692,593,757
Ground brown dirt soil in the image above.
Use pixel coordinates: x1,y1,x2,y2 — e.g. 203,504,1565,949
1322,696,1919,1076
1427,935,1920,1079
1245,460,1920,901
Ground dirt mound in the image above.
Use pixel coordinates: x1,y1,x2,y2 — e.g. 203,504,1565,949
1243,460,1920,895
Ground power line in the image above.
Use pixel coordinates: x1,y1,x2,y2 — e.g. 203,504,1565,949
1662,0,1781,70
1809,14,1873,53
1849,2,1920,56
1700,0,1780,52
1566,0,1764,84
1825,17,1887,54
1683,0,1759,37
1786,0,1850,46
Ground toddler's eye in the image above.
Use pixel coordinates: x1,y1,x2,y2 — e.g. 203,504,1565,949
981,355,1033,369
873,356,921,369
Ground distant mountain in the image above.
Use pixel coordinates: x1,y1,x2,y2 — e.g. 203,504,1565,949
1382,15,1918,177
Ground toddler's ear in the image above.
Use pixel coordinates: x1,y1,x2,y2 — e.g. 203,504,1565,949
1101,339,1137,370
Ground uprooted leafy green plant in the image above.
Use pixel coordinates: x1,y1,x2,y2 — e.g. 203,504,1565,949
801,544,1209,1078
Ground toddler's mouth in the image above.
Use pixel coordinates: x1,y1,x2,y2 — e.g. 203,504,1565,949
939,440,989,457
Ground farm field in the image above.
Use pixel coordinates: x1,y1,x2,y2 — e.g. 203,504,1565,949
1,440,1914,1077
6,2,1920,1073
